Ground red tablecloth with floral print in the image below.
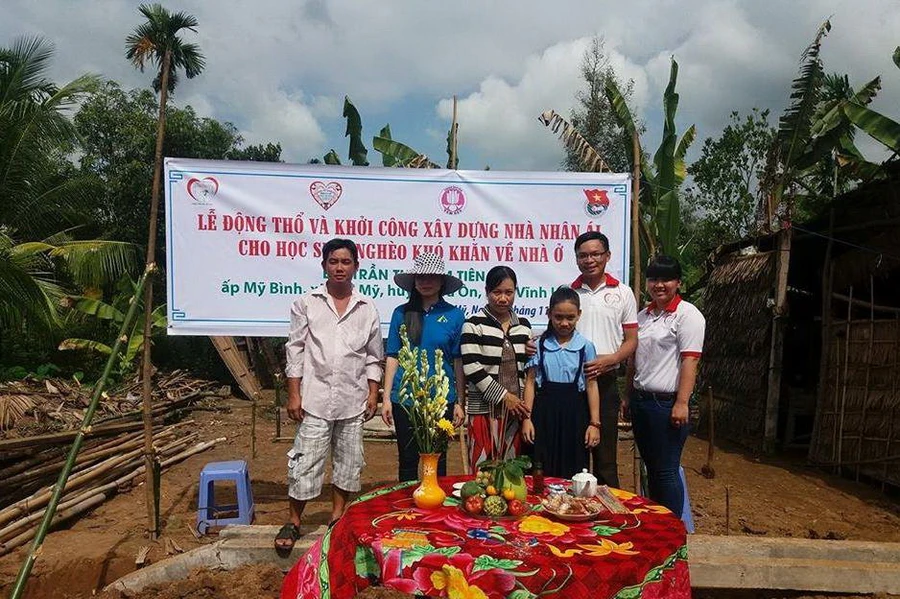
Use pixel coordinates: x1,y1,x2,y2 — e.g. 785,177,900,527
281,476,689,599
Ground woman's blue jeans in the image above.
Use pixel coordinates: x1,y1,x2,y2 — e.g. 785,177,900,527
630,390,690,516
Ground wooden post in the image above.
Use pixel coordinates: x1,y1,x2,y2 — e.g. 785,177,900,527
138,47,172,541
630,130,643,492
274,373,283,440
450,95,459,169
886,318,900,491
702,386,716,478
251,392,258,460
810,209,835,462
856,275,875,481
836,286,853,472
631,130,642,298
763,226,792,454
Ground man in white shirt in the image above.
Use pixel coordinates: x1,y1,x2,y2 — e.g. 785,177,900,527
276,238,383,551
570,231,638,488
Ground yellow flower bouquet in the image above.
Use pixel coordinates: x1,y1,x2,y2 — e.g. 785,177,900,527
397,325,455,454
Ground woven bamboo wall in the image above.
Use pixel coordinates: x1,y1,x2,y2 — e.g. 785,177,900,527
811,318,900,488
701,251,776,450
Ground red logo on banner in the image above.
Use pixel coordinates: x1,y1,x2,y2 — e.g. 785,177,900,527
440,186,466,215
309,181,343,211
187,177,219,203
584,188,610,217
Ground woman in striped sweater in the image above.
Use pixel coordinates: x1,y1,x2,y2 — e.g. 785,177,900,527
461,266,533,468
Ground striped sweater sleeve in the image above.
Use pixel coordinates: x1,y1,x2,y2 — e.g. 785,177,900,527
460,321,508,405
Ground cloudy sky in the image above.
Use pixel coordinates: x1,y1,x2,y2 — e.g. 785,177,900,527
5,1,899,170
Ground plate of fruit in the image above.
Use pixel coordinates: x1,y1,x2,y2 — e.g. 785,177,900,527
458,483,531,520
456,456,534,520
541,493,607,521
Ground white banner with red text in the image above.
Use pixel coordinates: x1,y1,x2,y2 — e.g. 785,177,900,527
164,158,631,336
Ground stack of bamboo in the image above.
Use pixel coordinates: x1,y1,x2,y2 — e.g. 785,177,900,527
0,423,223,557
0,370,224,436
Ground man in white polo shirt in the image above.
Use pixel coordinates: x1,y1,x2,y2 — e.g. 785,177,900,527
570,231,638,488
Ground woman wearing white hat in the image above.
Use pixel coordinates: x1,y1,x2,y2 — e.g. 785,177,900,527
381,252,467,481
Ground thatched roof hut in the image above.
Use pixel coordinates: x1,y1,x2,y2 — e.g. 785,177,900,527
702,166,900,488
701,251,775,449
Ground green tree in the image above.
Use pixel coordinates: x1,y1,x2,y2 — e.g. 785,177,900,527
684,109,775,246
0,38,137,335
565,37,641,173
75,82,282,251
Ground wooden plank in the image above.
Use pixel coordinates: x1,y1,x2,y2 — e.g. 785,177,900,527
209,336,263,402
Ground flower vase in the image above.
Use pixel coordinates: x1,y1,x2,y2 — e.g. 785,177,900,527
413,453,446,509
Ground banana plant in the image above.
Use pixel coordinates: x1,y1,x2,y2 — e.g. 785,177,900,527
372,124,440,168
759,20,831,224
321,97,442,168
59,275,166,376
604,56,695,257
539,57,695,258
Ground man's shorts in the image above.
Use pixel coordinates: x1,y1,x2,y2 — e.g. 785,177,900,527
287,412,365,501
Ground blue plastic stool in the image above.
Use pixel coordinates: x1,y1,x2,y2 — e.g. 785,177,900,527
196,460,255,534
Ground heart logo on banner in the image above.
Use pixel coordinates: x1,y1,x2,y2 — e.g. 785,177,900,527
187,177,219,202
309,181,343,211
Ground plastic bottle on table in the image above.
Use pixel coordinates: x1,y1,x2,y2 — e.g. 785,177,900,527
532,462,545,495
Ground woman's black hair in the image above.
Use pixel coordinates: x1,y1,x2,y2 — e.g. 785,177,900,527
402,278,447,346
645,255,682,280
541,286,581,345
321,238,359,264
485,265,518,292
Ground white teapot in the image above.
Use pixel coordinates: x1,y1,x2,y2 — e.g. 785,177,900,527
571,469,598,498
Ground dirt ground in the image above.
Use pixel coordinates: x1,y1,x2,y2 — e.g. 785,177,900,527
2,393,900,599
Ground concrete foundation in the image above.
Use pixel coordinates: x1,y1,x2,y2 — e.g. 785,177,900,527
105,527,900,595
688,534,900,593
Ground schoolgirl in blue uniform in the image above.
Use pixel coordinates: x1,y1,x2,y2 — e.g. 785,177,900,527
522,286,601,479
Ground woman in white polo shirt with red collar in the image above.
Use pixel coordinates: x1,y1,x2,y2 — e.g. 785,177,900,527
626,255,705,516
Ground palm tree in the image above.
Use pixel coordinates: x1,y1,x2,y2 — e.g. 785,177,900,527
0,37,137,334
125,2,205,540
125,3,204,264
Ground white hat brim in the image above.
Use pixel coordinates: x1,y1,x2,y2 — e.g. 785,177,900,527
393,272,464,295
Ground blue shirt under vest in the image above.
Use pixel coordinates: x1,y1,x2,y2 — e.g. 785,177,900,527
526,331,597,392
386,299,465,405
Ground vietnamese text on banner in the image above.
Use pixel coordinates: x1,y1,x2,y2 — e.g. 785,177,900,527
165,158,631,336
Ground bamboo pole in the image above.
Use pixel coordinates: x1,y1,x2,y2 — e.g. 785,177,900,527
138,47,173,544
836,286,853,473
887,318,900,491
810,208,835,462
631,130,642,298
450,95,458,169
9,269,151,599
856,275,875,481
0,433,197,545
630,130,642,495
831,293,900,314
0,436,217,557
273,373,283,440
0,421,146,453
251,392,258,460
